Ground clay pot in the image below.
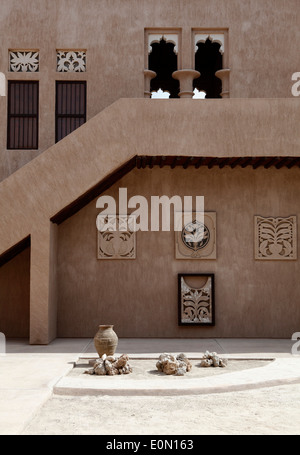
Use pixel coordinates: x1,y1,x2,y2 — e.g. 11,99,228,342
94,325,118,357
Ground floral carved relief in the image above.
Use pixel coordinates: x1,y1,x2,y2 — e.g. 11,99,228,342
9,51,39,72
175,212,216,259
254,216,297,260
57,51,86,72
97,215,136,259
178,274,215,326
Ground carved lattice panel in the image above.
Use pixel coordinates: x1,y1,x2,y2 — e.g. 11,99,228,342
175,212,216,259
254,216,297,260
178,274,215,326
57,50,86,72
97,215,136,259
9,51,39,72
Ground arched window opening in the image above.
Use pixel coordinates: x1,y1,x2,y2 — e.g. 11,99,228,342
151,89,170,99
194,38,223,98
149,38,179,98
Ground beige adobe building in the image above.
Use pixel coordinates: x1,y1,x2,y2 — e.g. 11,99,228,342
0,0,300,344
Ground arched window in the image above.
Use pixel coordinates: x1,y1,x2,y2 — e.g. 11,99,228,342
194,37,223,98
148,38,179,99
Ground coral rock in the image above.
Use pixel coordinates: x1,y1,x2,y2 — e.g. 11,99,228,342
105,360,119,376
175,367,186,376
156,353,192,376
177,353,192,372
121,364,133,374
156,360,163,372
163,359,178,375
200,351,227,368
219,358,228,368
159,353,176,363
200,359,213,367
115,354,129,369
85,354,132,376
94,361,106,376
106,355,115,362
212,355,220,367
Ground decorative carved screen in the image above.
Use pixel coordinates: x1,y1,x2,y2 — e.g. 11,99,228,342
97,215,136,260
9,51,39,72
178,274,215,326
175,212,216,259
56,50,86,72
254,216,297,260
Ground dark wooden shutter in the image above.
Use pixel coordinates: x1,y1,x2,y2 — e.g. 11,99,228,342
55,81,86,142
7,81,39,149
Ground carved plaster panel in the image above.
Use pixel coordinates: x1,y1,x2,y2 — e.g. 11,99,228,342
254,216,297,260
57,50,86,72
175,212,216,259
178,274,215,326
9,51,39,72
97,215,136,259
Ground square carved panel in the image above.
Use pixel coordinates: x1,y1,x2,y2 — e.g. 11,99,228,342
254,215,297,260
175,212,216,259
97,215,136,259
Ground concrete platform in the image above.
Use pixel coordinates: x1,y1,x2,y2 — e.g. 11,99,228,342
0,338,299,434
54,357,300,397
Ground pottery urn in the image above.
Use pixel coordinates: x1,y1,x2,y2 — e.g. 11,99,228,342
94,325,118,357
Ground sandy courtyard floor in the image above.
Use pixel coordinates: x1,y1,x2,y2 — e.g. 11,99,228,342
23,385,300,435
22,383,300,435
2,338,299,435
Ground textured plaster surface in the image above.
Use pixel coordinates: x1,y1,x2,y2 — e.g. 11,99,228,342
56,166,300,338
0,0,300,178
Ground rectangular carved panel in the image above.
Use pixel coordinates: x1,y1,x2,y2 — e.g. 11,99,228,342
178,274,215,326
9,51,39,72
57,50,86,72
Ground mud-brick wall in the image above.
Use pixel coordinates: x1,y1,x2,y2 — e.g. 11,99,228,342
56,166,300,338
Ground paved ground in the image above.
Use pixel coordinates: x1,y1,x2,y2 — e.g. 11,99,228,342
0,338,299,435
